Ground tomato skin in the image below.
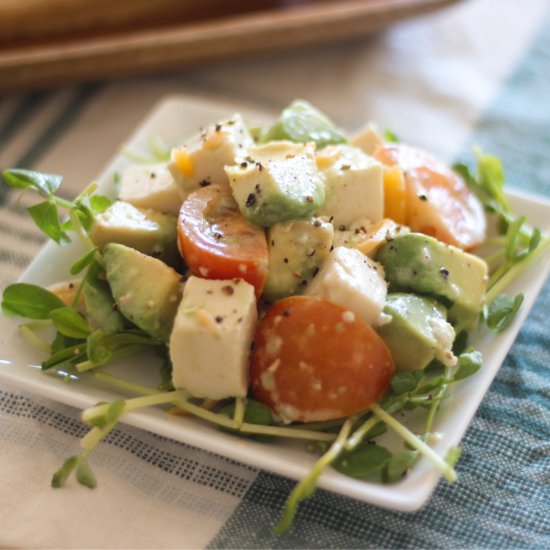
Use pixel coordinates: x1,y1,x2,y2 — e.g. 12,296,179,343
250,296,395,423
375,144,486,250
178,185,268,296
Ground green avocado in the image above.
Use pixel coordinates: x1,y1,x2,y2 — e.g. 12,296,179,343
377,293,456,371
376,233,488,331
262,99,347,148
264,217,334,301
103,243,183,341
82,261,126,335
226,141,325,227
90,201,178,265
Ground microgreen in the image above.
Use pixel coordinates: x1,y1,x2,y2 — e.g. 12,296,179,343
485,294,524,332
454,151,550,329
2,168,111,250
1,283,65,318
383,128,400,143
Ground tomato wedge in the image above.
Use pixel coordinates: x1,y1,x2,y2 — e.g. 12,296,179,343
250,296,395,423
375,143,486,250
178,185,268,296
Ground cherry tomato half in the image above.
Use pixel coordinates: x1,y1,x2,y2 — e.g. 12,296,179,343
178,185,269,296
250,296,395,423
375,143,486,250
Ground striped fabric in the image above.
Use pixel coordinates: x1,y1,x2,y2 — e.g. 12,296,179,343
1,0,549,547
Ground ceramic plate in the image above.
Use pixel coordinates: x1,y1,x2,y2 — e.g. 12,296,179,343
1,95,549,512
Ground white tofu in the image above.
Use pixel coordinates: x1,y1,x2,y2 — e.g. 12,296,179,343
350,123,384,155
169,113,253,196
118,163,183,216
316,144,384,227
169,277,257,400
305,246,388,326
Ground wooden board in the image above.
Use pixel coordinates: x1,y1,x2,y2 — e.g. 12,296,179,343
0,0,459,92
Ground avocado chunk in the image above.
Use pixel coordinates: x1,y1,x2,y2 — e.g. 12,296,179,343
90,201,178,265
82,261,126,335
377,233,488,331
226,141,325,227
103,243,183,341
377,293,456,371
264,217,334,301
262,99,347,148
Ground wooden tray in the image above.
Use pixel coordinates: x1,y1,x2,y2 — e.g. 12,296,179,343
0,0,459,92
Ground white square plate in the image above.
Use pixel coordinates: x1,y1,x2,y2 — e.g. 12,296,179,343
1,95,549,512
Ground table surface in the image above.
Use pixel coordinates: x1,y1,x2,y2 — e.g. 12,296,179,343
1,0,549,547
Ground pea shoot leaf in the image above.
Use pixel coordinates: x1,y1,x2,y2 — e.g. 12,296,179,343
453,348,483,381
333,443,391,479
75,458,97,489
50,307,91,339
1,283,65,318
486,294,524,332
3,168,62,195
70,248,98,275
390,371,423,395
383,450,418,483
27,201,70,245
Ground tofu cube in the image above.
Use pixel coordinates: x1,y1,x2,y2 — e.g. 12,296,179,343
305,246,388,326
350,123,384,155
316,144,384,227
169,113,253,196
119,163,184,216
169,277,257,399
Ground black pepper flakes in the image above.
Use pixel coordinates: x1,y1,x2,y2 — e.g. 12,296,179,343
215,315,224,324
338,225,347,231
439,268,449,280
418,194,428,201
215,123,222,132
240,161,248,169
341,164,351,171
283,258,289,264
256,162,263,171
305,195,314,203
112,303,119,311
222,285,234,296
313,219,322,227
283,309,291,317
245,193,256,207
199,178,211,187
312,267,320,277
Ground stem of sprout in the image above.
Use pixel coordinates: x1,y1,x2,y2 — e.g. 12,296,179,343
239,423,336,442
233,397,245,428
19,324,51,353
274,417,355,535
94,372,158,396
424,366,453,434
487,236,550,303
370,403,457,482
345,397,406,451
82,390,185,423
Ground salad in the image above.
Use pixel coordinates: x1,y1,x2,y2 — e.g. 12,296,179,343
1,99,548,533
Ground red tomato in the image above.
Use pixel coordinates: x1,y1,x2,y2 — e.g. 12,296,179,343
375,143,486,250
178,185,268,296
250,296,395,423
